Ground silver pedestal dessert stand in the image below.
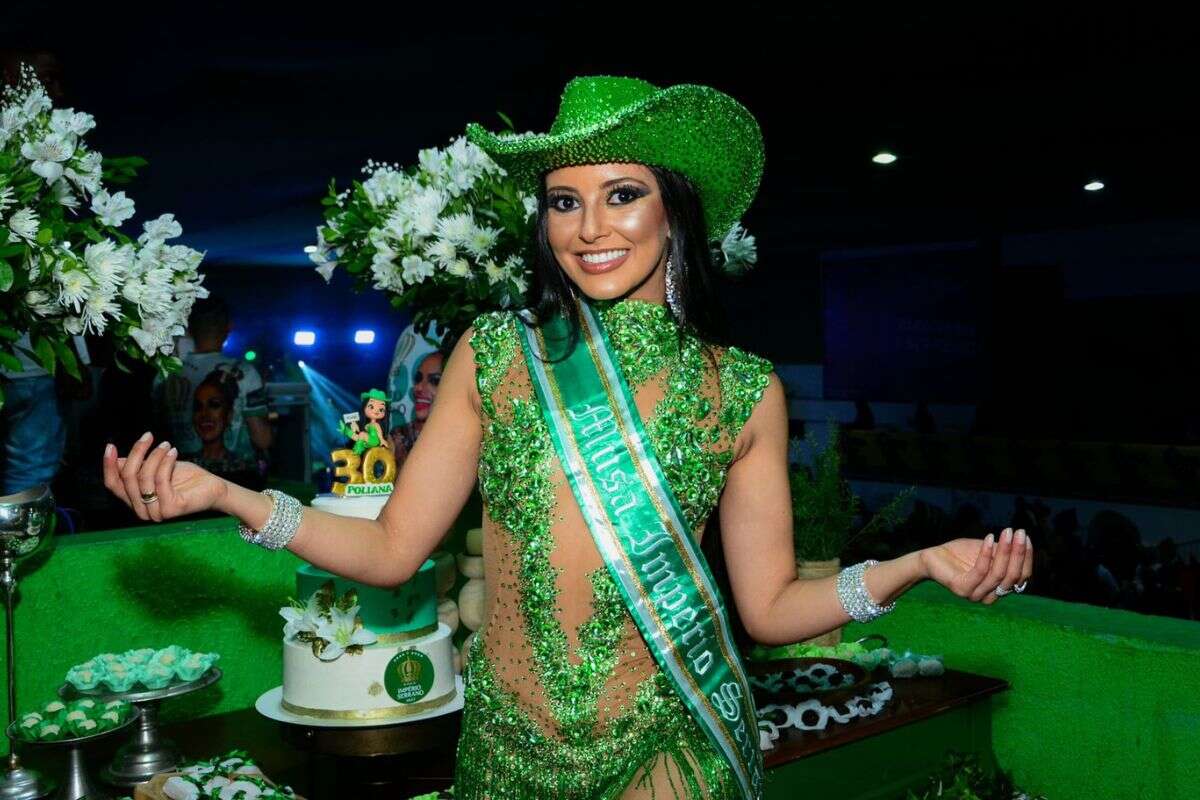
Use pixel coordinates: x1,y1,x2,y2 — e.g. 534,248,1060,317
0,486,56,800
58,668,221,787
4,710,140,800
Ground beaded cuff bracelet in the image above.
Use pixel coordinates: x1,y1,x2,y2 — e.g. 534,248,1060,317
836,559,896,623
238,489,302,551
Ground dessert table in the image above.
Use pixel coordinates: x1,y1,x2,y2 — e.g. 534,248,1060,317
12,668,1006,799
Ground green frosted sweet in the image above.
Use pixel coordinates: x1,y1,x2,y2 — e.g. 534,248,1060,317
65,664,105,691
100,662,138,693
123,647,156,667
150,645,188,671
139,662,175,689
174,651,218,682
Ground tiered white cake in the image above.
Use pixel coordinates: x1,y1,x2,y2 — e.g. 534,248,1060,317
279,493,456,720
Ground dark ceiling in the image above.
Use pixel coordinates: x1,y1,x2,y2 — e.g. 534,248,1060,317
4,4,1197,267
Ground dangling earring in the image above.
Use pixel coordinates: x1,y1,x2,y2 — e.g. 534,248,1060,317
665,254,681,318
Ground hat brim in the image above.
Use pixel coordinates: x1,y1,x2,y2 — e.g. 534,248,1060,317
466,84,763,239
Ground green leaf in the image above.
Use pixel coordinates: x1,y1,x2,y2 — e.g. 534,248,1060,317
35,227,54,246
496,110,515,130
0,260,12,293
52,339,81,382
0,326,20,342
0,350,21,371
0,244,25,259
32,336,56,375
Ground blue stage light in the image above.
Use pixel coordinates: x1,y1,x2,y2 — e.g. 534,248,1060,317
294,330,316,346
354,329,376,344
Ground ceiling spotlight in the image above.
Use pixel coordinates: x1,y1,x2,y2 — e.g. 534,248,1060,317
244,350,257,362
293,330,316,346
872,152,897,165
303,245,318,254
354,329,376,344
1084,180,1105,192
297,360,306,368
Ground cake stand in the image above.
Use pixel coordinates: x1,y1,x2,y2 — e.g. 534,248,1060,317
4,709,140,800
256,675,464,757
57,668,221,787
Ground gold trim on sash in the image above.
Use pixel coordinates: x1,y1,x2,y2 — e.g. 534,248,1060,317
281,686,457,720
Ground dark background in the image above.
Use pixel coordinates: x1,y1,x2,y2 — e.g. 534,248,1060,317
7,4,1199,436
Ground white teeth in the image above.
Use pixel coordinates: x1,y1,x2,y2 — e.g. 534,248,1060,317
580,249,629,264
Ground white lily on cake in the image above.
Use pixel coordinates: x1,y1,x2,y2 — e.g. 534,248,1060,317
312,603,378,661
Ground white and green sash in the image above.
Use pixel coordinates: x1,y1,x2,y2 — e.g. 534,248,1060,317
516,301,764,799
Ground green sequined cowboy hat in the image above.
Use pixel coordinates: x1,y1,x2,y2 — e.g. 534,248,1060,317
465,75,764,240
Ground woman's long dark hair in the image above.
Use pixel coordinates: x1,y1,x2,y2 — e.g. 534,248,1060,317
523,162,752,647
525,164,729,352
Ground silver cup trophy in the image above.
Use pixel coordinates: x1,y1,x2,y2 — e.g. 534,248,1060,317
0,485,55,800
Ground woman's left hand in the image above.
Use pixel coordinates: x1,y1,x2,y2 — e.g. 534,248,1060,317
919,528,1033,604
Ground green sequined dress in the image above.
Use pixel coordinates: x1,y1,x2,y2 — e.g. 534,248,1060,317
455,298,773,800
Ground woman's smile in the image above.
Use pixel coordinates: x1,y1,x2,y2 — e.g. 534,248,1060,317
575,248,631,274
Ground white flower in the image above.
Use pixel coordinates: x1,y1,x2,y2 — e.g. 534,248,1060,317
423,237,458,268
0,107,28,147
401,255,435,285
483,258,505,285
21,134,76,183
49,108,96,137
464,223,500,259
720,223,758,274
24,290,57,317
21,85,51,119
279,594,322,639
446,161,478,197
7,207,38,243
315,261,336,283
417,147,447,180
139,213,182,244
91,190,135,227
55,264,92,312
82,283,121,334
0,186,15,215
434,212,474,247
405,186,449,238
446,258,471,278
66,151,103,195
50,179,79,209
84,240,131,283
313,605,377,661
522,194,538,220
361,166,411,208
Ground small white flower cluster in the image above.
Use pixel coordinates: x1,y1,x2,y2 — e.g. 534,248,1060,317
1,65,205,363
310,132,537,329
279,587,378,662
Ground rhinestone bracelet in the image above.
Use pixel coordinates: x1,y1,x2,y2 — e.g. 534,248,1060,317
238,489,302,550
836,559,896,623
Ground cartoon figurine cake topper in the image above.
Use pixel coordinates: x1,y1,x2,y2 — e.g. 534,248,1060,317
331,388,396,496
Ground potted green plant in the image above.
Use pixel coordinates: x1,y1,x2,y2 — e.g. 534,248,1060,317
790,423,911,645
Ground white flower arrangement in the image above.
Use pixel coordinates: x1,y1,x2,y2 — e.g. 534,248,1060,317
310,129,537,342
280,580,378,661
0,65,206,407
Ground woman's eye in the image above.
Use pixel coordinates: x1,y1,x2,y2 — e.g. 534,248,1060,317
430,375,442,387
610,186,643,204
548,195,577,212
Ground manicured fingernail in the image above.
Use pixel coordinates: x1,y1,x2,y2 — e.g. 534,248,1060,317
139,431,152,442
104,443,114,457
1015,530,1026,545
168,447,177,457
985,534,994,547
1001,529,1012,543
158,441,170,449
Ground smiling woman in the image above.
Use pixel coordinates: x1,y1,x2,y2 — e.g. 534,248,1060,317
102,75,1033,800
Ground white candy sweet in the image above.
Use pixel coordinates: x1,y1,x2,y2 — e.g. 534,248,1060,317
65,710,86,723
203,776,231,793
163,776,201,800
438,598,460,633
219,779,263,799
465,527,484,556
457,553,484,579
458,579,485,630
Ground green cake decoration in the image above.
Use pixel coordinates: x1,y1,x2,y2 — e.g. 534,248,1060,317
295,558,436,643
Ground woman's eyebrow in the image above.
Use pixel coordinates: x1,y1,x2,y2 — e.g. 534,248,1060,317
546,176,648,193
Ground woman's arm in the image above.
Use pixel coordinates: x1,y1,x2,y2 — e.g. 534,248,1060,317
103,329,484,589
717,374,1033,646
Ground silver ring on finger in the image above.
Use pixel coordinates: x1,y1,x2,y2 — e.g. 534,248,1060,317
1013,581,1027,593
140,490,159,504
993,584,1011,597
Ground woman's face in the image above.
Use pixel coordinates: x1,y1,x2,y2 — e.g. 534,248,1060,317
193,383,229,445
544,162,670,302
412,352,443,421
364,398,387,423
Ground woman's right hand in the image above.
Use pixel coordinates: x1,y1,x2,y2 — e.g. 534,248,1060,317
102,433,228,523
